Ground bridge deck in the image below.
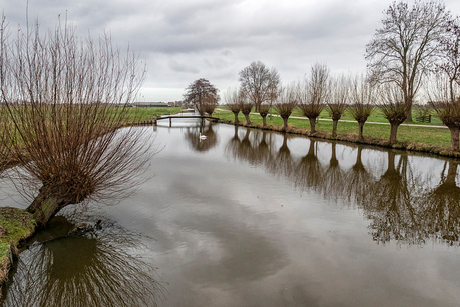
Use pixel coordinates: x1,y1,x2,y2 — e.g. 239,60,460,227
153,115,220,126
156,115,220,121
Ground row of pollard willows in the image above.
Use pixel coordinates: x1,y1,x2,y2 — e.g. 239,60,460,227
224,63,460,151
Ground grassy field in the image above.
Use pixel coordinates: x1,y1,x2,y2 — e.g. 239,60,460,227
219,106,443,126
213,108,452,148
130,106,452,148
128,107,184,122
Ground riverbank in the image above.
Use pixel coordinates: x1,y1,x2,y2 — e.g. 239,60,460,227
216,117,460,159
0,207,35,296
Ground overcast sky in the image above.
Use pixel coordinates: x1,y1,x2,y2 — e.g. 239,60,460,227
2,0,460,102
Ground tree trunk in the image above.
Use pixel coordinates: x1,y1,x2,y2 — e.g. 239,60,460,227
330,143,338,167
387,151,396,172
389,123,400,144
332,119,338,138
358,121,365,140
26,186,69,227
405,95,413,122
446,161,458,184
233,111,239,125
309,117,316,133
282,116,289,129
448,126,460,150
262,116,267,127
243,113,251,124
354,147,363,170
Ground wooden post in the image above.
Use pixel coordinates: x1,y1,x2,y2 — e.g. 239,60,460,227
169,117,172,127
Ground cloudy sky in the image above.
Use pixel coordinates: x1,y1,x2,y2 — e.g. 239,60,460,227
2,0,460,102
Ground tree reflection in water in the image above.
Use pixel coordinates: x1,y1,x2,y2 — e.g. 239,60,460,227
343,147,375,205
423,160,460,245
295,139,325,191
1,215,164,307
225,127,460,247
268,133,296,181
185,120,218,152
321,143,345,203
363,152,424,246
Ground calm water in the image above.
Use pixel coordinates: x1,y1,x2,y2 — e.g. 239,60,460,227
2,119,460,307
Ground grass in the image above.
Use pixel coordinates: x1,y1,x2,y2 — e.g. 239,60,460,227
0,207,35,293
213,108,454,150
127,107,184,122
219,106,444,126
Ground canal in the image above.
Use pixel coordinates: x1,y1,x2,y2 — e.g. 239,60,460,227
1,119,460,306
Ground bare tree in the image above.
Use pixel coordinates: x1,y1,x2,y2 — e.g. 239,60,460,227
365,1,451,121
349,75,376,140
426,75,460,150
224,88,241,124
327,74,350,137
378,84,410,144
183,78,219,116
437,16,460,103
274,84,298,130
202,94,219,117
259,82,279,126
240,93,254,125
238,61,281,112
298,63,330,133
259,104,270,127
0,17,150,227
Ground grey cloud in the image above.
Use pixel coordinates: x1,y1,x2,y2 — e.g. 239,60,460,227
221,50,232,56
168,59,200,73
4,0,460,102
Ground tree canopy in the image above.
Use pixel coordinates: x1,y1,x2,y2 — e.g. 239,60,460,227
365,0,451,121
183,78,219,115
238,61,280,112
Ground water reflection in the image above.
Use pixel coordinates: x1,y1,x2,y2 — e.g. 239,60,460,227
424,161,460,243
295,139,324,191
1,215,164,307
185,121,218,152
344,147,374,205
225,128,460,247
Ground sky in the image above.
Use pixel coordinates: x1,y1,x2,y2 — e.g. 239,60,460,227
2,0,460,102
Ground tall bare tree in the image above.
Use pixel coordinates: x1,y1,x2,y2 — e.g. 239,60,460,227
238,61,281,112
298,63,330,133
365,1,451,121
0,17,150,227
437,16,460,102
183,78,219,116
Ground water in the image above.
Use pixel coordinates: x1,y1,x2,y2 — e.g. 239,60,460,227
2,120,460,306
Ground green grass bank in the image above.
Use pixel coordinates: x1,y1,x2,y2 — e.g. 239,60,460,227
0,207,35,296
213,108,460,158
